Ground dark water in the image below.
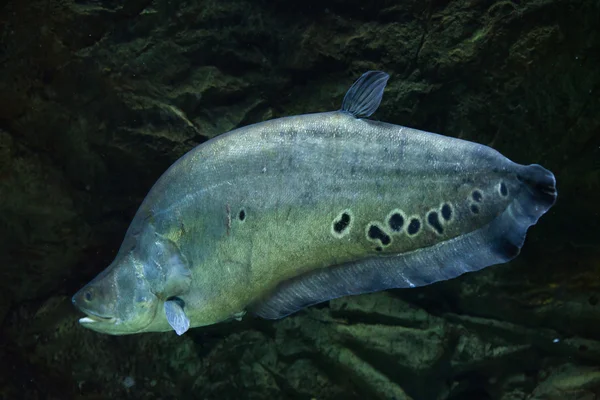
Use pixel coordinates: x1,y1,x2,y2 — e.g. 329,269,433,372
0,0,599,399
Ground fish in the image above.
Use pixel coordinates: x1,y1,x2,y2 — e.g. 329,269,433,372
72,71,557,335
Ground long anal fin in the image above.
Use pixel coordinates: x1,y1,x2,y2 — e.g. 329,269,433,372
251,165,556,320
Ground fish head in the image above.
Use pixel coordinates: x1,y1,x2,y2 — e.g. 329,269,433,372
72,254,160,335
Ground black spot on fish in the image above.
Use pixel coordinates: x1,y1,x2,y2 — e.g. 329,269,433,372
375,246,383,252
500,182,508,197
333,212,351,234
388,213,404,232
472,190,483,202
239,209,246,221
407,218,421,236
470,204,480,214
427,211,444,235
368,224,391,246
441,203,452,221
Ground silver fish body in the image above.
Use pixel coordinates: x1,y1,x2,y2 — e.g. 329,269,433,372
72,72,556,335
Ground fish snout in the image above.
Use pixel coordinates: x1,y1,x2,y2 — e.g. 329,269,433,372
72,285,116,323
71,285,94,310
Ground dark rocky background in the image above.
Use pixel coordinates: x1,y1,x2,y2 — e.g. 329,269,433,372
1,0,599,399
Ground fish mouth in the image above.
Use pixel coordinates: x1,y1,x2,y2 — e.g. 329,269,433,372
78,311,117,325
72,292,117,325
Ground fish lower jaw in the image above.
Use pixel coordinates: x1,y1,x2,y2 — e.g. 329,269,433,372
79,315,116,324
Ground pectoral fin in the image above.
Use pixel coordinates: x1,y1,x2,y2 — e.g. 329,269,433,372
164,297,190,336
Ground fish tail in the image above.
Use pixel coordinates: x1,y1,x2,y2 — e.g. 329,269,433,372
517,163,557,214
491,163,557,259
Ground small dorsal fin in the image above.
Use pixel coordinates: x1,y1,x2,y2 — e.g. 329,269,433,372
340,71,389,118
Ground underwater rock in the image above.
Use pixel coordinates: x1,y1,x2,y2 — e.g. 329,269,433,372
528,364,600,400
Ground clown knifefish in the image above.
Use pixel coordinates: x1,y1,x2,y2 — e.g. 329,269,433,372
72,71,557,335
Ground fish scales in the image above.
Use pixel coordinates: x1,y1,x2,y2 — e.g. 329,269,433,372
145,114,504,321
72,71,556,335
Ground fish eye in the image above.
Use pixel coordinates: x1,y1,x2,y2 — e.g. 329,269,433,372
84,291,93,302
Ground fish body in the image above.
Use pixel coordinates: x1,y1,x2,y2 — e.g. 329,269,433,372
73,72,556,335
